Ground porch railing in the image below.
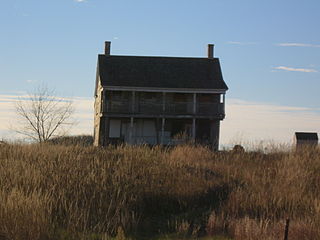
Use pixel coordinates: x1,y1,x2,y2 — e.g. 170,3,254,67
105,101,224,116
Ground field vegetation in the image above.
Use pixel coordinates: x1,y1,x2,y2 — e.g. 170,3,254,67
0,141,319,240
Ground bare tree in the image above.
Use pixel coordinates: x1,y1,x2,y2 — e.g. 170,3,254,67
14,86,74,143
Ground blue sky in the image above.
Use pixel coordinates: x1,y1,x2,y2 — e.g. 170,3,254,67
1,0,320,144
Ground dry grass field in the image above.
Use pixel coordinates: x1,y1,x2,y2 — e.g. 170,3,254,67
0,143,319,240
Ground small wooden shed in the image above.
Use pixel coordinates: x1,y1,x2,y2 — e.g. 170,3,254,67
294,132,318,148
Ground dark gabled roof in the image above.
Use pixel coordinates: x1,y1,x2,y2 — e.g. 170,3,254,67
295,132,318,140
97,55,228,90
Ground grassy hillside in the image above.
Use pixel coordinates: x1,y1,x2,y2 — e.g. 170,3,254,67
0,143,319,240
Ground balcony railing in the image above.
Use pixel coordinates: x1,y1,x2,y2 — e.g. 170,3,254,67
166,102,193,114
136,101,163,114
107,100,131,113
197,102,224,115
105,101,224,116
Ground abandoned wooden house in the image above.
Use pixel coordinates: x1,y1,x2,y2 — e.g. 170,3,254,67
294,132,318,148
94,41,228,150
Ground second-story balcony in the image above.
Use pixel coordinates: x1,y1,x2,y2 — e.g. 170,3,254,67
104,100,225,117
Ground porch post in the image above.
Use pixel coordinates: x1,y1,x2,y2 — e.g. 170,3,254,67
192,93,196,143
210,120,220,151
131,91,135,113
193,93,197,114
192,118,196,142
162,92,166,113
129,117,134,144
105,117,110,145
161,93,166,144
161,118,165,144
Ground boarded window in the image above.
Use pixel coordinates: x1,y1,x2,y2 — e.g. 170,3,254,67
109,119,121,138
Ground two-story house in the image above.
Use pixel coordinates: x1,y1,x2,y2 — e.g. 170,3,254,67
94,41,228,150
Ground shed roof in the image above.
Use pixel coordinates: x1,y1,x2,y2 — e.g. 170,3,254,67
295,132,318,140
97,55,228,90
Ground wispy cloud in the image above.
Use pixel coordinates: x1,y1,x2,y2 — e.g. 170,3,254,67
277,43,320,48
221,98,320,145
74,0,86,2
26,80,38,84
227,41,257,45
273,66,318,73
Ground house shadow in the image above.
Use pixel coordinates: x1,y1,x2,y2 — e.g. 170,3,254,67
130,183,233,239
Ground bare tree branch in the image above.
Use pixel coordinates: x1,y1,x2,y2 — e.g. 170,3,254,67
14,86,75,143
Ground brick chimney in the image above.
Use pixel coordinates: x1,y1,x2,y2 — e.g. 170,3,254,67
208,44,214,59
105,41,111,55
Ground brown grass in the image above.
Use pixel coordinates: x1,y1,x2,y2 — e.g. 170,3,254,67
0,143,319,239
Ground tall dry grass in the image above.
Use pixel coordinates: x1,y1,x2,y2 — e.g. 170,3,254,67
0,143,319,239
